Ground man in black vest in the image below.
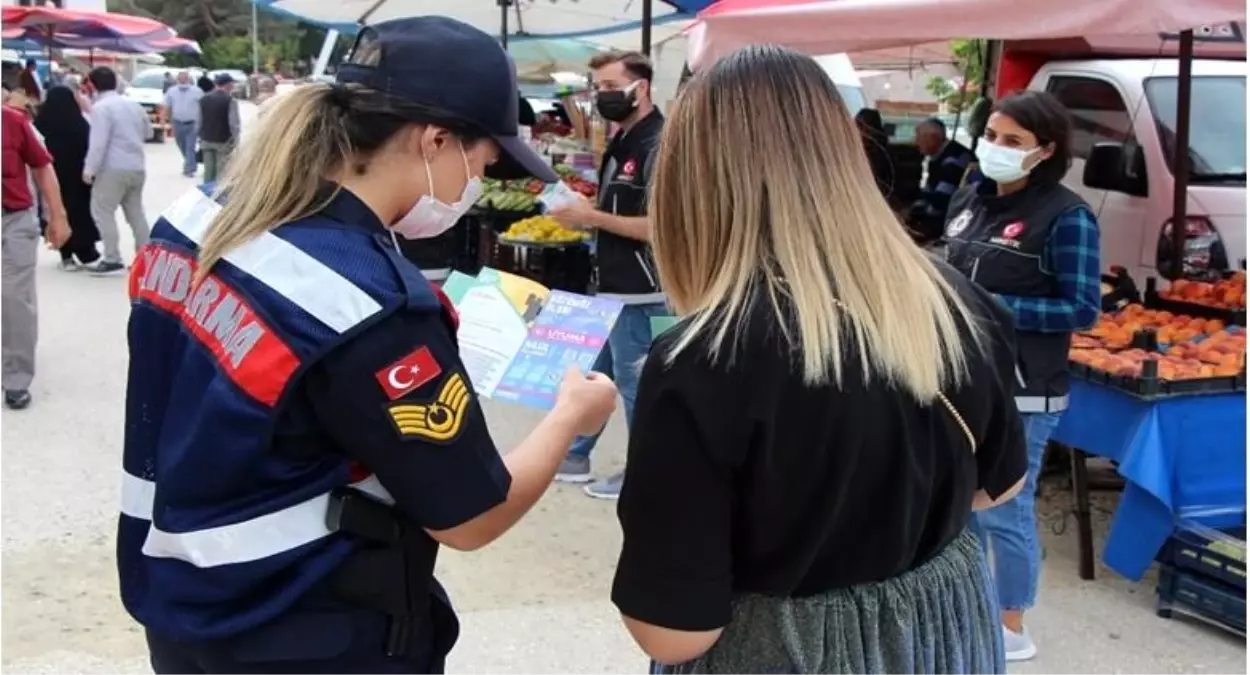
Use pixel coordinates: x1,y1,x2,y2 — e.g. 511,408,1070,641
549,50,665,499
945,91,1100,663
198,73,240,184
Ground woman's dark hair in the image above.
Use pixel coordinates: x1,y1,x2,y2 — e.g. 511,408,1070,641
87,67,117,93
196,82,488,282
35,86,86,135
991,90,1074,185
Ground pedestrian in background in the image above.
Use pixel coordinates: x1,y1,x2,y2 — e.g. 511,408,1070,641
19,59,42,103
83,66,152,276
2,101,71,409
198,73,240,184
164,71,203,178
34,86,101,271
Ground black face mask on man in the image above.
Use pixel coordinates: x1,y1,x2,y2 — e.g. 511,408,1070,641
595,81,641,122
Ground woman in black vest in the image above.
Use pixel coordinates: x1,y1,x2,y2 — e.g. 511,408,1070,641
944,90,1102,663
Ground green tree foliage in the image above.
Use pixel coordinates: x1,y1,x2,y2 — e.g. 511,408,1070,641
925,38,988,113
105,0,325,71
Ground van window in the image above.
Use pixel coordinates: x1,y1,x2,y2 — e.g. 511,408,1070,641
1145,75,1246,184
1046,76,1137,159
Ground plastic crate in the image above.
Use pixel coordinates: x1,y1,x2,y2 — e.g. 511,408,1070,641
1068,360,1245,400
1161,521,1247,590
1145,277,1246,326
1156,565,1246,635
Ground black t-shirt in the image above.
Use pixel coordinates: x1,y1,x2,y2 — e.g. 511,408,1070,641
611,264,1026,631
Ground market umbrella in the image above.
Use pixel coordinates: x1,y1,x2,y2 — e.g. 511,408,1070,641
22,33,202,56
509,39,605,82
251,0,699,53
1,6,175,40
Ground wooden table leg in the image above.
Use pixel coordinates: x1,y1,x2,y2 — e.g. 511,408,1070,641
1068,445,1096,580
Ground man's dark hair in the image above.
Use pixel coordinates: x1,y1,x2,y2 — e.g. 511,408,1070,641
25,59,36,69
588,50,654,82
918,117,946,136
87,67,118,93
992,90,1075,185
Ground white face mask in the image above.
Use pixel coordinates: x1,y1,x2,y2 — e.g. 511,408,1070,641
975,142,1041,184
391,144,482,242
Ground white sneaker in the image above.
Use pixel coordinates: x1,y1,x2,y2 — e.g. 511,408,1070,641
1003,626,1037,662
57,259,81,272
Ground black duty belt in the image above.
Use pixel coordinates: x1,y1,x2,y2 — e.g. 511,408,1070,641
326,487,440,658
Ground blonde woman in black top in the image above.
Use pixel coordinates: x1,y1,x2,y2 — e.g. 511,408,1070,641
609,45,1028,674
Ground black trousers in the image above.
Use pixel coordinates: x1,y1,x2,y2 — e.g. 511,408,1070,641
146,607,455,675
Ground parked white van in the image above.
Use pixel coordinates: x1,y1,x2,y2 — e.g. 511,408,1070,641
1027,58,1246,283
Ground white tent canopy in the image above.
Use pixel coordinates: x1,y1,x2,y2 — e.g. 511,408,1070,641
255,0,689,43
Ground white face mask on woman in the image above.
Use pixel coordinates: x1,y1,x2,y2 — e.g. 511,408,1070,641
391,143,482,242
975,142,1040,184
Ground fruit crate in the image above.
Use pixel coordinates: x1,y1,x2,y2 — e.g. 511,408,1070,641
1156,564,1246,635
1159,520,1246,590
1068,358,1246,400
1145,277,1246,326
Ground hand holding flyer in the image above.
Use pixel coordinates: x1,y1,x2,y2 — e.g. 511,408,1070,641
441,269,624,410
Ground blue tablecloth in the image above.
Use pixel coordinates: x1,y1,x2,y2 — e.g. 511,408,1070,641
1052,380,1246,580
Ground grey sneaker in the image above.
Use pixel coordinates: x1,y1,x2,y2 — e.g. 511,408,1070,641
584,471,624,500
1003,626,1037,662
57,259,81,272
88,260,127,276
554,455,593,484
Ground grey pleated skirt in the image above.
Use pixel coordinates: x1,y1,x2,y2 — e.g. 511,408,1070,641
655,530,1004,674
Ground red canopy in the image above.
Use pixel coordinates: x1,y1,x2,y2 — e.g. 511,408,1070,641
1,6,174,40
688,0,1247,68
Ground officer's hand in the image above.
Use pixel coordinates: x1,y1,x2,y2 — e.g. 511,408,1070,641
553,366,618,436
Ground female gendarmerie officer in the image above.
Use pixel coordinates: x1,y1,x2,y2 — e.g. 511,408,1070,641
944,90,1101,663
117,17,618,674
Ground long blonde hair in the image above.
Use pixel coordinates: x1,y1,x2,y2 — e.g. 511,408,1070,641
650,45,983,402
195,83,348,283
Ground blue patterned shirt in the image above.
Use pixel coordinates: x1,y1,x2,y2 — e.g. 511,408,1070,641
996,205,1102,333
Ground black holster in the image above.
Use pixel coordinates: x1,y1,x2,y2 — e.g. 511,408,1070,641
326,487,440,658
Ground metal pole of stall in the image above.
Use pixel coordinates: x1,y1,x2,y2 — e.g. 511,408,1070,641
251,0,260,75
499,0,509,49
641,0,653,56
1168,29,1194,279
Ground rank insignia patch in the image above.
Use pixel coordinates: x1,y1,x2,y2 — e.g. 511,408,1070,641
386,373,471,443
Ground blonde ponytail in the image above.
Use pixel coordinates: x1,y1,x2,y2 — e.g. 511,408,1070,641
194,83,349,283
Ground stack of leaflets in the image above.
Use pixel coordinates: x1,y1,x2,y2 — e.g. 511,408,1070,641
442,268,624,410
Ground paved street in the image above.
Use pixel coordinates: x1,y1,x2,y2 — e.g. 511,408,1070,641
1,141,1244,673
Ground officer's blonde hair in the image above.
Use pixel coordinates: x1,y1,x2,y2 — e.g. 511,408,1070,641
649,46,984,402
194,83,485,285
195,83,347,284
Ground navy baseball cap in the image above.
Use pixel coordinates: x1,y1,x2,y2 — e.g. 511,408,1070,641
336,16,558,183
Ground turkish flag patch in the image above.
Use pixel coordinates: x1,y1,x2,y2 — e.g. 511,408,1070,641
375,346,442,400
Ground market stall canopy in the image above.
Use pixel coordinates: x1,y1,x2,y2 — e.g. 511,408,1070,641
510,39,605,82
252,0,696,43
687,0,1248,68
1,6,175,40
1,29,199,55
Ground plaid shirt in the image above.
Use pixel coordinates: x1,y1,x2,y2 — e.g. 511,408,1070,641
997,206,1102,333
